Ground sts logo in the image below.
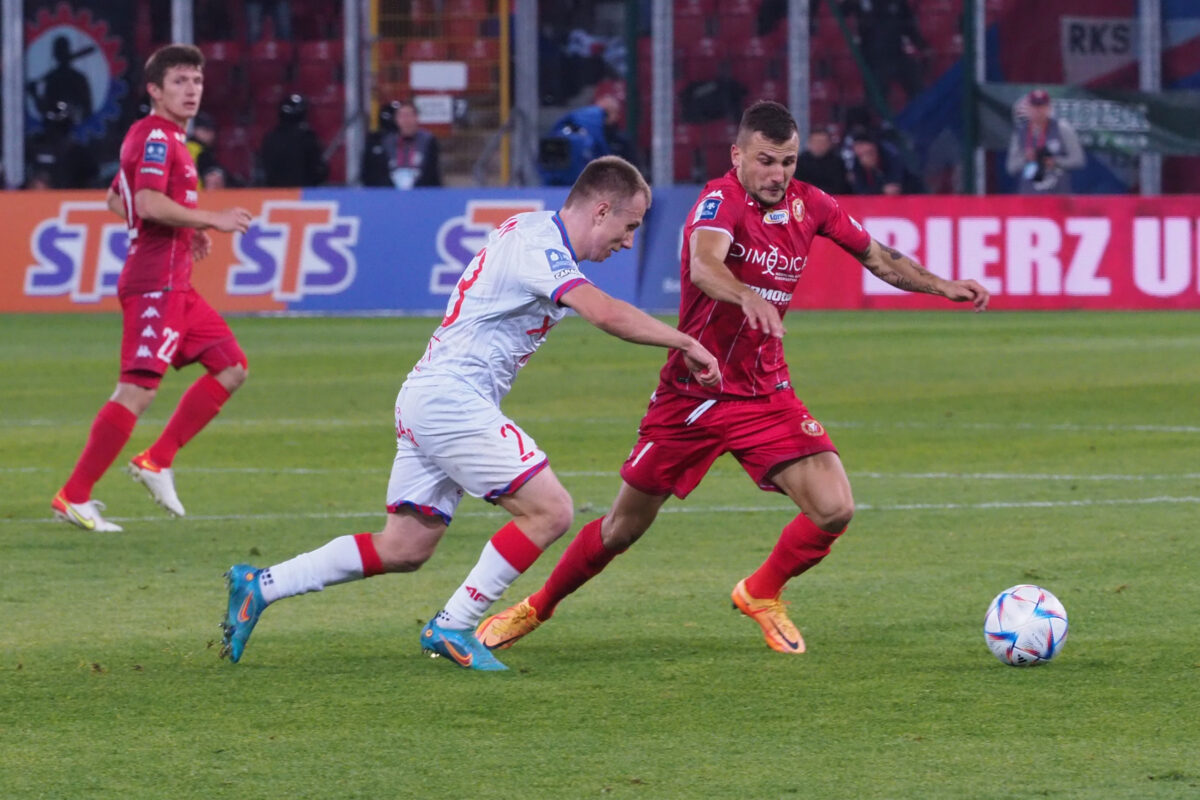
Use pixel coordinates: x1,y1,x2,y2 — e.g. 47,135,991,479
25,202,127,302
430,200,544,293
228,201,359,301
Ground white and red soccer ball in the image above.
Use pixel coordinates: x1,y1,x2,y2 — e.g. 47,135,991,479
983,584,1068,666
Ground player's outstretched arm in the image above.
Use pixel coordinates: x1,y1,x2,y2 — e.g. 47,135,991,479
134,188,252,233
561,283,721,387
689,229,786,337
857,238,990,311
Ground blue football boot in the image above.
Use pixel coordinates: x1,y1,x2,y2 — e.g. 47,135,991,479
420,617,508,671
221,564,266,663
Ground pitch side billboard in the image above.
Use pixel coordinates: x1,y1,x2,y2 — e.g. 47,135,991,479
1,189,1197,313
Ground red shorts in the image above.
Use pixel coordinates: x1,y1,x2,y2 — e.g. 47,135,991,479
619,389,838,499
119,289,246,388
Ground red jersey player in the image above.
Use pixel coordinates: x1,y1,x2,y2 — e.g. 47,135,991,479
478,100,990,656
51,44,252,531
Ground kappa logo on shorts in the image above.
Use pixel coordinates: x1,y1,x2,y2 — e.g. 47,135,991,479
801,419,825,437
140,325,157,338
135,345,153,358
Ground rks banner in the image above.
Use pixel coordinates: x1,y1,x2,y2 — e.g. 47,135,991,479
2,188,1198,313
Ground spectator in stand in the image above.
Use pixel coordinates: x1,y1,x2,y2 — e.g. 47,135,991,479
25,100,99,189
260,93,328,187
246,0,292,41
796,128,850,194
1006,88,1085,194
361,100,442,189
841,0,929,102
848,136,902,195
539,91,634,186
186,112,228,189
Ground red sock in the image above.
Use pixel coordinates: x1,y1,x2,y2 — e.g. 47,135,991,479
490,520,544,572
528,517,622,619
743,514,845,600
62,401,137,503
147,373,230,467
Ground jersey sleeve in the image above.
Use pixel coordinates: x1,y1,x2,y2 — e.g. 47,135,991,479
517,236,592,304
812,189,871,255
683,183,743,242
129,127,171,194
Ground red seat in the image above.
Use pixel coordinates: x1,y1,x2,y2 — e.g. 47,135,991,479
445,17,480,42
452,38,499,61
250,39,294,63
445,0,486,14
403,39,448,61
308,100,343,142
674,14,709,44
298,38,343,63
716,13,755,43
296,60,342,100
200,40,243,63
675,0,716,16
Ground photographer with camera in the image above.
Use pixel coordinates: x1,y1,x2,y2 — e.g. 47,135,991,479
1006,88,1084,194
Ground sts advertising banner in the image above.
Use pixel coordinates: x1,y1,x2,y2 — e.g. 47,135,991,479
1,188,1198,314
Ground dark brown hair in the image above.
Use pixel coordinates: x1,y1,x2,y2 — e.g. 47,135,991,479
737,100,798,145
144,44,204,87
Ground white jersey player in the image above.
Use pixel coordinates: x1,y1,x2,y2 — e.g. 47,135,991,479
221,156,721,670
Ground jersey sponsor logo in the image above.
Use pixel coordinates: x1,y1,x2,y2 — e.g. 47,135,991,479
729,242,807,282
23,201,128,302
694,197,722,222
764,209,789,224
143,141,168,164
544,248,573,271
746,283,794,305
430,200,544,294
185,190,198,204
227,200,359,301
849,215,863,232
23,6,128,142
792,199,805,223
139,167,164,175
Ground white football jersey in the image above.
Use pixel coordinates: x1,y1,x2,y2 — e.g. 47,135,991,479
406,210,591,404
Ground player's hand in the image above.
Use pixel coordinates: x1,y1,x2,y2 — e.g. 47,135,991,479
682,340,721,388
740,292,786,338
191,229,212,261
942,279,990,312
211,207,253,234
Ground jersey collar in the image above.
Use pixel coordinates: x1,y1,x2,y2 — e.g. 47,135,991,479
550,213,578,261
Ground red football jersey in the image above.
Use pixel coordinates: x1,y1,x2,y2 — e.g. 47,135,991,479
659,169,872,399
111,113,198,295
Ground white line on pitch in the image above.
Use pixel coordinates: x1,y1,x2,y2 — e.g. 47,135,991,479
7,495,1200,527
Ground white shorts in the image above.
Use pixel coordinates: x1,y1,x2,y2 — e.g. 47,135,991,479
386,381,549,523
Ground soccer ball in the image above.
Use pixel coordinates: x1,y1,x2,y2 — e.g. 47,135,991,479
983,584,1068,666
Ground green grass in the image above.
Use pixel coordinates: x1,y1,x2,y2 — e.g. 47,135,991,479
2,311,1199,799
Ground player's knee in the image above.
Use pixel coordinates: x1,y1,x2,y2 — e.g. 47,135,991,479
807,498,854,533
214,362,248,392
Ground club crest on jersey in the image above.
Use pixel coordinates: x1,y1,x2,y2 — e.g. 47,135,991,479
544,248,573,272
800,419,825,437
694,197,722,222
763,209,789,225
143,141,167,164
792,199,805,223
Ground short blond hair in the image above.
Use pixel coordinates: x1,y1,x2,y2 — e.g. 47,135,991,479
564,156,651,209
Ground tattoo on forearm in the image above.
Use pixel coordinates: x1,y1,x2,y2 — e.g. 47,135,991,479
871,246,939,294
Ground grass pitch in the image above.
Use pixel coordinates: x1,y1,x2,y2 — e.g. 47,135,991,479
1,311,1198,799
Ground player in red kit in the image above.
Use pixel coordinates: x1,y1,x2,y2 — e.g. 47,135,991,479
479,101,990,655
51,44,252,531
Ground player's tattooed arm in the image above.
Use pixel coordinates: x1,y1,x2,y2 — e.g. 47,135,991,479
856,239,945,295
855,238,991,310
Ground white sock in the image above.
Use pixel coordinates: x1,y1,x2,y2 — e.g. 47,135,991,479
258,535,365,604
439,541,522,629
